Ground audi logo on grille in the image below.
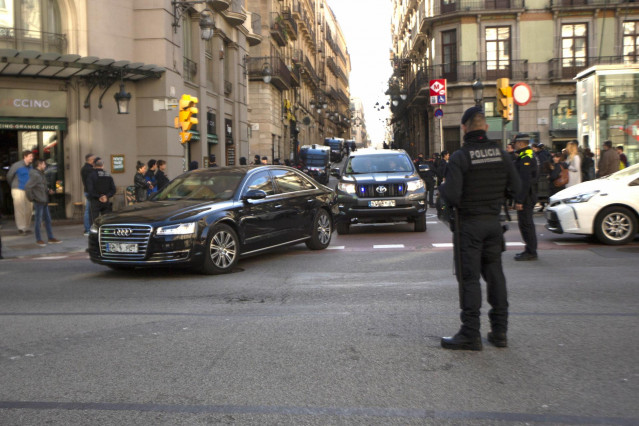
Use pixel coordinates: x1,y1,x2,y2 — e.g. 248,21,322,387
114,228,132,237
376,186,387,194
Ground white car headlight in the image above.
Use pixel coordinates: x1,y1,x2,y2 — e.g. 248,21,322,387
563,191,599,204
157,222,196,235
407,179,424,192
338,182,356,194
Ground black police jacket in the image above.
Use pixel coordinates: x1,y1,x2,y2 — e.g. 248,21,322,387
439,130,520,217
87,169,116,201
514,147,538,204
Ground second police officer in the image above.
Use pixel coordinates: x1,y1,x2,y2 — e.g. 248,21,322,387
513,138,539,261
439,106,521,351
86,157,116,225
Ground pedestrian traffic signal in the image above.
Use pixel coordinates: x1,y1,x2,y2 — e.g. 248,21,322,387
496,78,513,121
174,94,199,144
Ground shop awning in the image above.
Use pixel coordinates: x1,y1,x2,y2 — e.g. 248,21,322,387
0,49,165,81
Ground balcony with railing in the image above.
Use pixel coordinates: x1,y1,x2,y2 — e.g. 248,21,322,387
290,64,301,88
301,55,320,89
270,13,288,47
424,0,524,21
428,59,529,83
551,0,628,9
246,12,262,46
222,0,247,26
327,56,339,77
0,28,67,54
281,7,298,41
548,56,631,81
247,55,291,91
183,57,198,83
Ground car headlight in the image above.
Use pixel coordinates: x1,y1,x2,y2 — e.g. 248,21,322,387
563,191,599,204
156,222,196,235
90,223,99,234
338,182,356,194
407,179,424,192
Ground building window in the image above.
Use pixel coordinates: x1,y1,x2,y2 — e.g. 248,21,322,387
442,29,457,81
205,39,214,89
561,23,587,77
623,21,639,64
486,26,510,79
183,14,197,83
440,0,456,14
0,0,63,53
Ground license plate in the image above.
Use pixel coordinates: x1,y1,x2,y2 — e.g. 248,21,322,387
106,243,138,253
369,200,396,207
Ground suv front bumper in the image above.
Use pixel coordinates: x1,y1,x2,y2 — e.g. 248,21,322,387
336,193,426,223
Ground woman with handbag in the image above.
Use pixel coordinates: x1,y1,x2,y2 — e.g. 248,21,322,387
548,152,569,197
566,140,582,187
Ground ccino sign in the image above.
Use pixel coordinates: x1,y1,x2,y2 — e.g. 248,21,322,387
0,89,67,118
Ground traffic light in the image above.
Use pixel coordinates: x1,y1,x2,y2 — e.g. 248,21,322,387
496,78,513,121
174,94,199,144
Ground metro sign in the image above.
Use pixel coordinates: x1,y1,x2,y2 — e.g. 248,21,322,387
429,79,447,104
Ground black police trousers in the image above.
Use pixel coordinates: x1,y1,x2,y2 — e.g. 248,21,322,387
517,196,537,256
89,200,113,225
454,216,509,337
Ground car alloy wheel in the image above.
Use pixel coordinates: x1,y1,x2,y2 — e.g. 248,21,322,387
306,209,332,250
595,206,637,245
201,223,239,274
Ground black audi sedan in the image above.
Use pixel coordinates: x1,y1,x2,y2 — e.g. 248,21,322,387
88,166,337,274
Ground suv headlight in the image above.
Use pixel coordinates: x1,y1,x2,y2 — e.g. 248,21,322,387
338,182,356,194
563,191,599,204
407,179,424,192
157,222,196,235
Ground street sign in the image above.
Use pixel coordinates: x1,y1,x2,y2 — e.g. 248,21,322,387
434,108,444,118
512,82,532,106
429,79,447,105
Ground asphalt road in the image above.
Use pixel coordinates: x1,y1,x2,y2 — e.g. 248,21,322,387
1,214,638,425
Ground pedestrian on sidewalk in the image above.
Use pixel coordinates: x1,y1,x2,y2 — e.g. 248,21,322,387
81,153,96,236
86,158,116,224
155,160,169,192
145,159,157,197
6,150,34,234
24,158,61,247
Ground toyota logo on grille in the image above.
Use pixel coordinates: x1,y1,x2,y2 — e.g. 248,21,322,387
114,228,132,237
376,185,387,194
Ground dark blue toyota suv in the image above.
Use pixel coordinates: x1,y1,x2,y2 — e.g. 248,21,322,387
331,149,427,234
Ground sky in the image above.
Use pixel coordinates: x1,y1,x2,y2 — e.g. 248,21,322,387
327,0,392,145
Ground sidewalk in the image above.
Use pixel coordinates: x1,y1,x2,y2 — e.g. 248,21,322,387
0,218,89,260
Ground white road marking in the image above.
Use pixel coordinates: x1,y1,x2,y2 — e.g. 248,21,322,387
427,221,438,224
327,246,345,250
373,244,405,249
38,256,69,260
553,241,587,246
432,243,453,248
506,242,525,246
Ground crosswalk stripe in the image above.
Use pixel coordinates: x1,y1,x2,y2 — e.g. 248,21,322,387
327,246,345,250
506,242,525,246
373,244,404,249
432,243,453,248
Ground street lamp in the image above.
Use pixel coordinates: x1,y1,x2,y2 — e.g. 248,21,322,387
199,10,216,41
261,63,272,84
472,79,484,107
113,83,131,114
400,88,408,101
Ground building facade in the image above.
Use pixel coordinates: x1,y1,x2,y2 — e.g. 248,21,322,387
246,0,351,165
390,0,639,161
350,97,370,148
0,0,262,218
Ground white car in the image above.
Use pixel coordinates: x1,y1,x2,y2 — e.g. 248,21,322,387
545,163,639,245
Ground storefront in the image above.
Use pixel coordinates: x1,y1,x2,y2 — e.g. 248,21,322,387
576,65,639,166
0,89,67,218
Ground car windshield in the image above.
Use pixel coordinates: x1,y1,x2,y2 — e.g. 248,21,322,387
154,171,243,201
346,154,414,174
603,162,639,180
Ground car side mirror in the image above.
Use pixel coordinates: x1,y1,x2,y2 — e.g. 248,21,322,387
331,167,341,177
242,189,267,201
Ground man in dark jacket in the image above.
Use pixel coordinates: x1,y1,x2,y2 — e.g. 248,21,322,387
86,158,116,224
439,106,520,351
80,153,96,235
514,139,538,261
25,159,61,246
155,160,169,191
598,140,620,177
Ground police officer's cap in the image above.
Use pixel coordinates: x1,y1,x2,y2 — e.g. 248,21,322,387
461,106,484,125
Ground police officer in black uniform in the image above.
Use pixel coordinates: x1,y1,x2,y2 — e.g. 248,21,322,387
513,139,538,261
86,158,116,225
439,106,520,351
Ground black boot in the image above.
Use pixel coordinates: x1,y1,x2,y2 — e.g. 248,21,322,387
441,332,482,351
487,331,508,348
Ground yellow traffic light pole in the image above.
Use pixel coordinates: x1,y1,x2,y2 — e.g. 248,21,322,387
496,78,513,149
